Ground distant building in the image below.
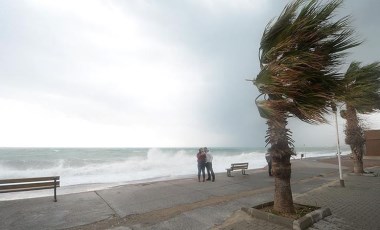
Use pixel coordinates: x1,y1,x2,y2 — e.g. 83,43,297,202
364,130,380,158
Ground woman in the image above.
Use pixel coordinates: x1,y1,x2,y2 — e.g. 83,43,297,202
197,148,206,182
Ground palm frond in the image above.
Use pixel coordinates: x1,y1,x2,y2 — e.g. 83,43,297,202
255,0,361,124
340,61,380,113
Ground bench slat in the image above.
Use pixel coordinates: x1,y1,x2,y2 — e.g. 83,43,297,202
231,166,248,169
0,176,60,184
0,181,60,191
0,185,58,193
232,164,248,166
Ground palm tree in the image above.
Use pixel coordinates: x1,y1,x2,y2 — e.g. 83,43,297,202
339,62,380,173
253,0,360,214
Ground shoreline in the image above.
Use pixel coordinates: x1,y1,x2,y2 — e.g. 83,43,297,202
0,154,355,202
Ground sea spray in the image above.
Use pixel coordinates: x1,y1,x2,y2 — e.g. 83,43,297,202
0,147,349,200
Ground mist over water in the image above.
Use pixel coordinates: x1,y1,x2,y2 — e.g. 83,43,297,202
0,148,265,186
0,147,348,200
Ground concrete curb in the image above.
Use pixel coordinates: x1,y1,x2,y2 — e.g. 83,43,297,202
347,172,378,177
293,207,331,230
242,202,332,230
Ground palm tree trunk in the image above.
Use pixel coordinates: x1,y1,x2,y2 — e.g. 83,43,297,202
344,105,365,174
352,146,364,173
267,114,295,214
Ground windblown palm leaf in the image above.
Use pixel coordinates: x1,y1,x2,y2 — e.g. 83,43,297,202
340,62,380,113
255,0,361,124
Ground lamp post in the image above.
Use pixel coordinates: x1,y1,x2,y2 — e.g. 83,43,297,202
332,104,345,187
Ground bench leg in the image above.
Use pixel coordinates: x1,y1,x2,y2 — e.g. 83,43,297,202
242,169,247,175
54,178,57,202
227,169,231,177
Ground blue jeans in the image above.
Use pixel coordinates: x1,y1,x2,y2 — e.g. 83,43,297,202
197,161,206,181
206,162,215,181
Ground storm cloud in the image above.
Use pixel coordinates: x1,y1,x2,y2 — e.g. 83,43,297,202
0,0,379,147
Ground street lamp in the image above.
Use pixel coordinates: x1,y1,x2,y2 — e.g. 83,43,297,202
332,104,345,187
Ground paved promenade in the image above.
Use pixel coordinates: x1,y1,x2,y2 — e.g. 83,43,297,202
0,157,379,230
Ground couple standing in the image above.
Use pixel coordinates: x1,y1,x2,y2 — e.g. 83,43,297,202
196,147,215,182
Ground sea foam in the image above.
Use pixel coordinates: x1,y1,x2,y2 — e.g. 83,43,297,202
0,147,348,200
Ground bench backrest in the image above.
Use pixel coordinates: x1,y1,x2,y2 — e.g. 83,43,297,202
231,163,248,169
0,176,60,193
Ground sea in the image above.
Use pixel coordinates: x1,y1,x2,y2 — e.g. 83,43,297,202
0,147,349,200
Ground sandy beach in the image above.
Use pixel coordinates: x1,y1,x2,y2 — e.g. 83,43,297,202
1,156,379,230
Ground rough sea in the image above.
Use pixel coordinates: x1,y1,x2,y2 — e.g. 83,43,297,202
0,147,349,200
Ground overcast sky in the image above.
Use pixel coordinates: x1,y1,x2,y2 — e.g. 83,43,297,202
0,0,379,148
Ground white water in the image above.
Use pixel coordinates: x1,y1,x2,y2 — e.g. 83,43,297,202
0,147,348,200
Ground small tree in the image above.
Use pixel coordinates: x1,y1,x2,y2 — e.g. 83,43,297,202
253,0,360,214
339,62,380,173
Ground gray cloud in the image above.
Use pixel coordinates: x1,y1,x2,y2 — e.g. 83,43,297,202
0,0,378,147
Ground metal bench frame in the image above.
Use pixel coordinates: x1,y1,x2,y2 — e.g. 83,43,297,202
0,176,60,202
226,163,249,177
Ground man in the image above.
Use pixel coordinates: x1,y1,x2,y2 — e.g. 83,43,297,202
204,147,215,182
265,152,272,177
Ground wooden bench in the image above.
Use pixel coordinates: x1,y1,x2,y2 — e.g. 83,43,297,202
0,176,60,202
226,163,248,177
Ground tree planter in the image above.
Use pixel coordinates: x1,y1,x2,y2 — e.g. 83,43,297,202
242,202,331,230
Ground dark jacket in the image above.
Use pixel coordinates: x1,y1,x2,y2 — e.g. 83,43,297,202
265,153,272,163
197,152,206,163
